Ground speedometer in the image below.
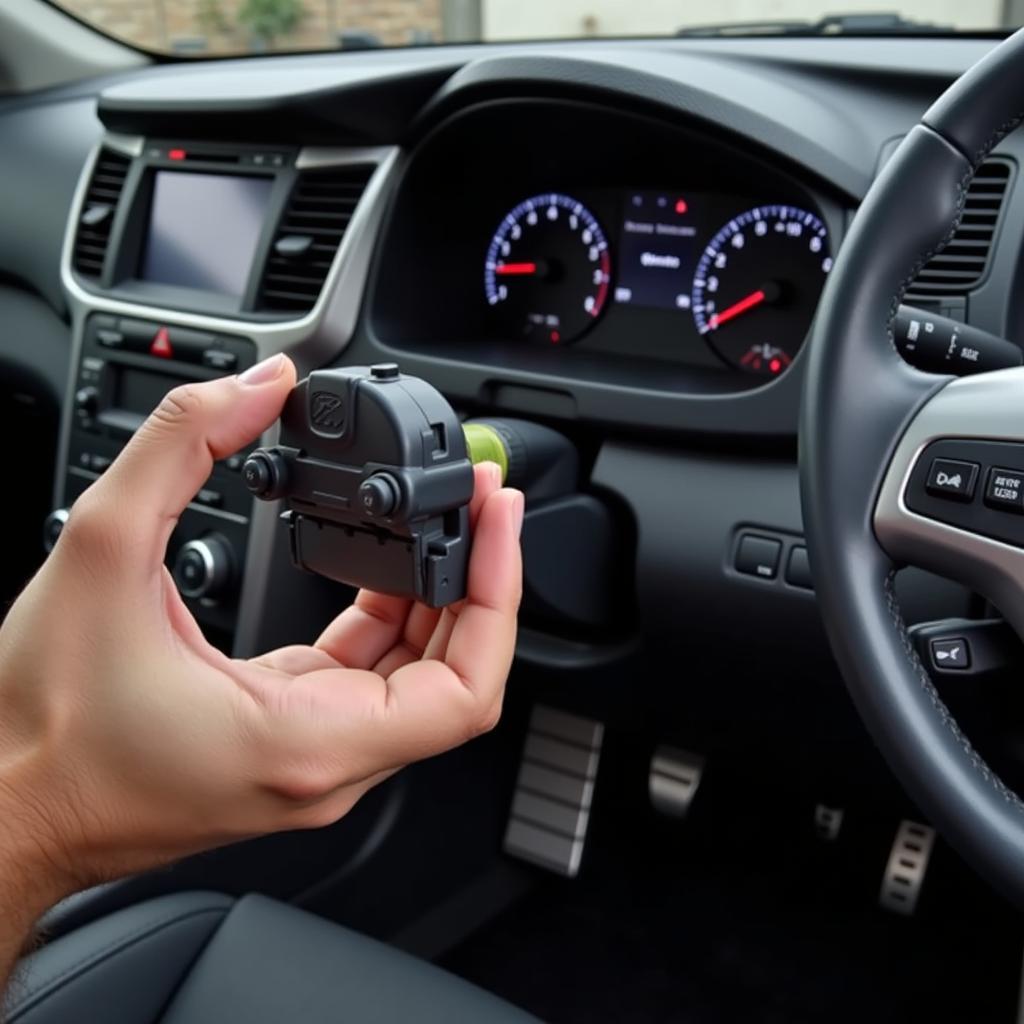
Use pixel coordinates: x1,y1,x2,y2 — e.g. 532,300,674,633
484,193,611,344
692,205,831,375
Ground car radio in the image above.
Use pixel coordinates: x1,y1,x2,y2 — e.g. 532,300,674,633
48,312,259,649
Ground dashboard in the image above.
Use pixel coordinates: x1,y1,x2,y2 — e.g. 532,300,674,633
369,100,837,387
1,35,1022,669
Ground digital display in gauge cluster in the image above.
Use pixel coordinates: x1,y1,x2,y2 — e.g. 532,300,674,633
483,188,832,376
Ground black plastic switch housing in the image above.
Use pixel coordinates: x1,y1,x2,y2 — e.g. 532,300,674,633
244,365,474,607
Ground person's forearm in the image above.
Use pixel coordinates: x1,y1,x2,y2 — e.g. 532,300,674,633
0,778,69,996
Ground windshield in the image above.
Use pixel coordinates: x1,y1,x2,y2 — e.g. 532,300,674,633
51,1,1012,57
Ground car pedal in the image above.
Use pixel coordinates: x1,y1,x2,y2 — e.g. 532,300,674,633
649,746,704,818
879,819,935,916
813,804,844,841
503,704,603,878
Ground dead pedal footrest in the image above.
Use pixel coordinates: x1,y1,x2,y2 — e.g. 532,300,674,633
503,704,603,878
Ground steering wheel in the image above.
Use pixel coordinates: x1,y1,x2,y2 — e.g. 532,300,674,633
801,27,1024,902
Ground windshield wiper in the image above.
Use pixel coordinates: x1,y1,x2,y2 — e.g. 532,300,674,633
677,12,953,37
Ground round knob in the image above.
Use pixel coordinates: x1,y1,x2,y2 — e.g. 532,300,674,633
370,363,400,381
75,386,100,415
42,508,69,553
241,449,289,500
173,535,233,600
358,473,400,518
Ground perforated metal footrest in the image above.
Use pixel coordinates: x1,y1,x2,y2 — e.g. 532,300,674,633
503,705,603,878
649,746,704,818
879,819,935,915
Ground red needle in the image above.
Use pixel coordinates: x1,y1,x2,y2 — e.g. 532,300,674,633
710,289,766,329
495,262,538,276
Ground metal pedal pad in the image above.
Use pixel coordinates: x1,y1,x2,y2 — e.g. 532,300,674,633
813,804,844,841
879,819,935,915
503,704,603,878
649,746,705,818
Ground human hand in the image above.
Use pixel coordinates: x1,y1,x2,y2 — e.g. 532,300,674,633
0,354,523,906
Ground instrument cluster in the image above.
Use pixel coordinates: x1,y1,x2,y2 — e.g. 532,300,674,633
482,188,832,377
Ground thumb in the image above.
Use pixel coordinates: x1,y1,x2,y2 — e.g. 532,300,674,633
98,353,296,549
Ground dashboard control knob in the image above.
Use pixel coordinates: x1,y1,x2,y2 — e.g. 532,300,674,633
370,363,400,381
173,535,233,600
241,450,289,500
75,386,100,415
358,473,400,517
42,508,70,553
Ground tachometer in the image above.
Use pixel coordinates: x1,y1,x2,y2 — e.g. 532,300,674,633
691,205,831,375
484,193,611,344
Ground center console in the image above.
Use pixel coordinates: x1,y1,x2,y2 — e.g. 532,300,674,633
52,133,398,652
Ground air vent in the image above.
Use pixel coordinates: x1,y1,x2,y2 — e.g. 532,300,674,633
72,148,131,280
257,165,375,314
909,158,1012,296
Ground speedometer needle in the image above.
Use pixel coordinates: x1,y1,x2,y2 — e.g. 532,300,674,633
710,289,766,330
495,262,538,276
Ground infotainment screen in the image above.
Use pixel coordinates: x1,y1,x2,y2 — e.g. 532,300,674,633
140,171,273,298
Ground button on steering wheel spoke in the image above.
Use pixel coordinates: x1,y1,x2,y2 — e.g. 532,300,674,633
875,366,1024,635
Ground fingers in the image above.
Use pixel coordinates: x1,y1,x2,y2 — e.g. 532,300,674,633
347,487,524,770
441,487,524,702
74,354,296,563
314,462,504,671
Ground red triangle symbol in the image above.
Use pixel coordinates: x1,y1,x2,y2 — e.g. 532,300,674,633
150,327,174,359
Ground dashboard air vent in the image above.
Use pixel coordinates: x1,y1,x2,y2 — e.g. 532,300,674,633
72,148,131,279
257,165,375,314
909,158,1012,296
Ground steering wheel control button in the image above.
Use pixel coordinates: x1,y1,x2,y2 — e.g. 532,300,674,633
984,467,1024,513
785,546,814,590
925,458,978,501
735,534,782,580
370,362,401,381
929,637,971,671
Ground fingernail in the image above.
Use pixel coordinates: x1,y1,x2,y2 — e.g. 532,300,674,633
489,462,503,487
239,353,286,386
510,491,525,538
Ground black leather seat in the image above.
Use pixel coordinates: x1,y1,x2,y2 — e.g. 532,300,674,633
8,891,539,1023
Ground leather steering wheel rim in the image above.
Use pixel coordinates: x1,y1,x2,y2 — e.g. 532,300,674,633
801,28,1024,902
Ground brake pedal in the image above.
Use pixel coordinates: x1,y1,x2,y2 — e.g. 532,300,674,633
879,819,935,915
503,705,603,878
649,746,704,818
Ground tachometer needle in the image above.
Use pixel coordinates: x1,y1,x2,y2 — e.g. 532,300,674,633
710,289,766,330
495,262,539,276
